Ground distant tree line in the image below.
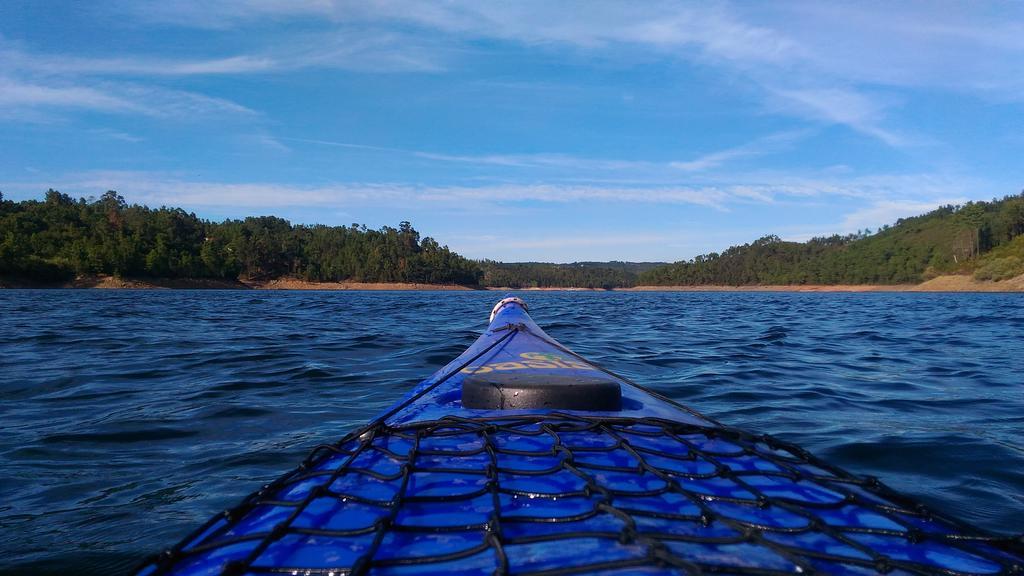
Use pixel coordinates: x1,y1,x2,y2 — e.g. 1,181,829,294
0,190,481,285
4,190,1023,288
639,193,1024,285
479,261,658,289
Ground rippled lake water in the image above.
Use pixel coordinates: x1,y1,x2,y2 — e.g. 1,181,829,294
1,290,1022,574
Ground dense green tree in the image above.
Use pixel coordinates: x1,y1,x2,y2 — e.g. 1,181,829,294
5,190,1023,288
640,193,1024,286
0,192,483,285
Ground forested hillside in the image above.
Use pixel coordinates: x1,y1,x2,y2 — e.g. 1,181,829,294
640,193,1024,286
0,191,481,285
480,261,661,289
5,190,1024,288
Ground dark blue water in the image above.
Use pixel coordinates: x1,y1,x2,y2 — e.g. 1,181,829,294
1,290,1022,574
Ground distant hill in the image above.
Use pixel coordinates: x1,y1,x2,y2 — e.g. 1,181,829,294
640,193,1024,286
574,261,666,274
0,190,482,285
480,261,664,289
0,190,664,289
5,189,1024,289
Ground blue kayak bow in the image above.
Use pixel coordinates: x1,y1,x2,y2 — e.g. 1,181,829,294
137,297,1023,575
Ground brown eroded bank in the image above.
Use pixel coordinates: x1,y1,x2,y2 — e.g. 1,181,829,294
2,274,1023,292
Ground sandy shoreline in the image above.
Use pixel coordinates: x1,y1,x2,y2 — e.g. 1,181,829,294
489,274,1024,292
252,278,478,291
628,273,1024,292
625,284,915,292
0,275,480,290
2,274,1023,292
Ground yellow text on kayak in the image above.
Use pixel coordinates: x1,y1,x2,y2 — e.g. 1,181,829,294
462,352,596,374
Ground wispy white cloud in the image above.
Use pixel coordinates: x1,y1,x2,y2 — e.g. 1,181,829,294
0,27,438,124
0,30,440,80
122,1,799,66
0,75,256,120
837,199,969,234
757,2,1024,96
89,128,144,143
2,168,993,215
101,0,1024,146
0,45,275,76
4,168,1005,262
13,2,1023,146
123,84,256,118
413,151,656,171
446,227,761,262
764,88,916,148
670,130,810,172
0,77,151,115
115,0,339,29
457,231,691,252
787,172,990,203
280,31,447,73
283,133,805,174
1,171,731,210
244,133,291,153
277,137,411,154
424,184,732,208
282,136,661,170
0,38,258,121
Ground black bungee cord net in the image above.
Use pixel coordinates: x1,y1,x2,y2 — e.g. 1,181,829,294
137,323,1024,576
138,412,1024,576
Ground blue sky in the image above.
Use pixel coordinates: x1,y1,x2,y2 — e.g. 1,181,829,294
1,1,1022,262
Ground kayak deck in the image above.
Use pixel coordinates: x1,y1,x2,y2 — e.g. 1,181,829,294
381,297,710,427
139,414,1022,575
137,298,1023,575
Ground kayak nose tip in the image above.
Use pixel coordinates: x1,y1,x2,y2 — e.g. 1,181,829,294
489,296,528,323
